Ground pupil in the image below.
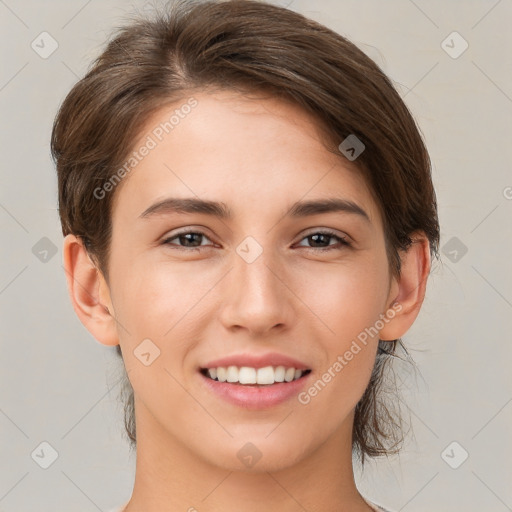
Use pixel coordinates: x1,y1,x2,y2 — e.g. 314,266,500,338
181,233,201,246
310,234,328,247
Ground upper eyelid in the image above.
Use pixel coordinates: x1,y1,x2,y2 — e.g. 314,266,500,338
162,227,215,242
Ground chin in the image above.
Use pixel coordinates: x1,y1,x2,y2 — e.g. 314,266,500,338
199,436,311,474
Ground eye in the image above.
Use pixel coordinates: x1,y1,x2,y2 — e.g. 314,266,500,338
161,228,351,252
295,230,351,251
162,230,214,250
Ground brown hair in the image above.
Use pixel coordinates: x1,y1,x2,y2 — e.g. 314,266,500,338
51,0,440,465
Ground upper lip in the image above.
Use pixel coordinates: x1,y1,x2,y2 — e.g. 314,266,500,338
201,352,311,371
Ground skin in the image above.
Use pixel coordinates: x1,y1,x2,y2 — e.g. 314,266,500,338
63,90,431,512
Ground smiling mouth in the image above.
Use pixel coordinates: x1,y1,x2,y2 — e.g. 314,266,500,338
199,367,312,386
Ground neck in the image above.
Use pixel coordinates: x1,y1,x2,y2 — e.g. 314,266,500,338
123,399,373,512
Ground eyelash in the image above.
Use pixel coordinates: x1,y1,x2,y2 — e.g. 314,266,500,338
161,229,351,252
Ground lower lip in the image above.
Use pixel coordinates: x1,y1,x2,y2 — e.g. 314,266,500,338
199,371,312,410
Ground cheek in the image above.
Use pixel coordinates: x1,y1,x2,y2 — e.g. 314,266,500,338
293,256,390,339
295,269,383,430
293,257,387,394
110,256,219,343
110,260,209,402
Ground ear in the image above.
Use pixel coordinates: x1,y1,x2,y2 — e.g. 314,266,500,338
62,234,119,346
379,231,432,341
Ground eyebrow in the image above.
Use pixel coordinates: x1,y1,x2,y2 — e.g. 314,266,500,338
139,197,371,223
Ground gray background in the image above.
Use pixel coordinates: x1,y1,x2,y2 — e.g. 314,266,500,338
1,0,511,510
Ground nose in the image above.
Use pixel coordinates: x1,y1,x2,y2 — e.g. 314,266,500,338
218,245,295,336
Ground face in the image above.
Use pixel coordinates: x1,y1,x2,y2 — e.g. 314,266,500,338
105,90,397,471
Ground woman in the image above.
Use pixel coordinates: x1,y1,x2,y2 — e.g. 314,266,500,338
51,1,440,510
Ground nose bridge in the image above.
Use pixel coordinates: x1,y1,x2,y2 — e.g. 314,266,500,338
220,237,292,333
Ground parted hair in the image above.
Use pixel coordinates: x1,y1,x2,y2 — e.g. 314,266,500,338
51,0,440,464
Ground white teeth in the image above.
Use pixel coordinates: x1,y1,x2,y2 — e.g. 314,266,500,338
239,367,256,384
203,365,308,385
274,366,285,382
216,367,227,382
256,366,273,385
226,365,238,383
285,367,295,382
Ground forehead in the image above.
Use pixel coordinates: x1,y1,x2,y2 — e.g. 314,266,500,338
111,90,381,228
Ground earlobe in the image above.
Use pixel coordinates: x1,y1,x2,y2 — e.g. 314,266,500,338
62,234,119,346
379,231,431,341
